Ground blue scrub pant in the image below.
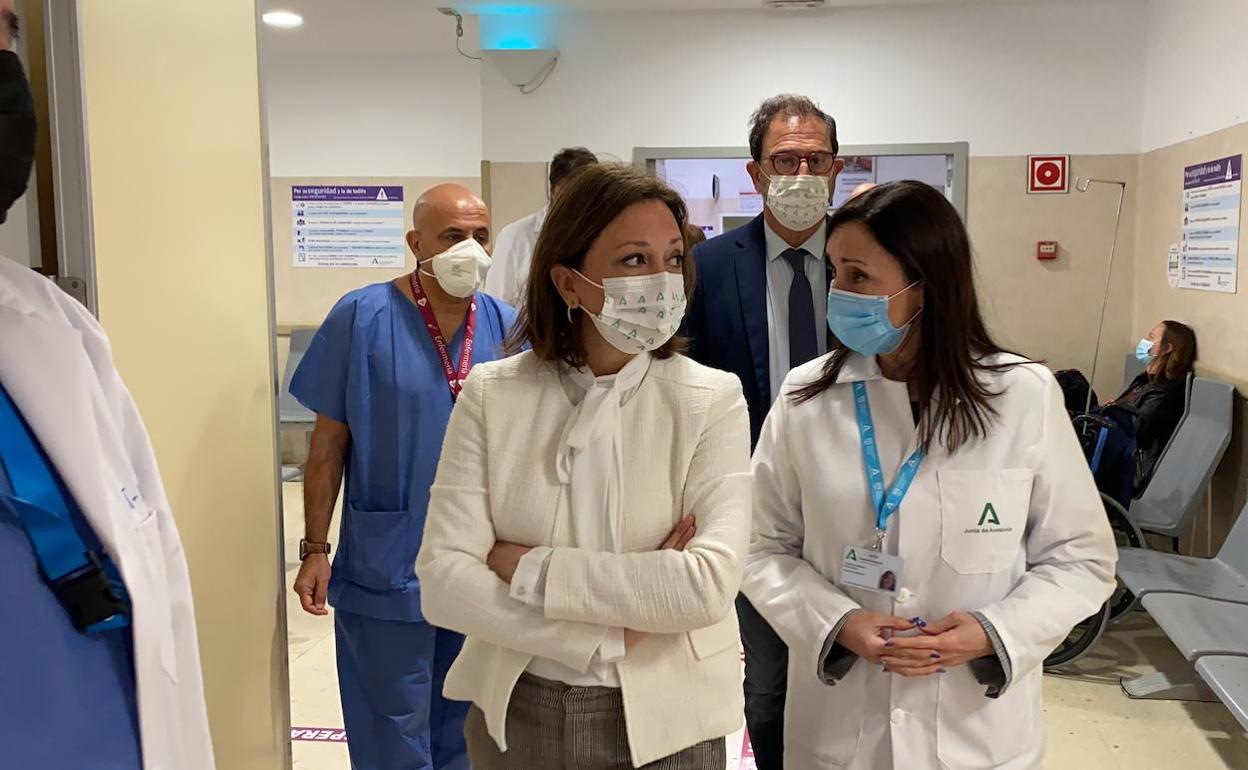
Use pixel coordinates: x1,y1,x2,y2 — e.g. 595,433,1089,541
335,610,470,770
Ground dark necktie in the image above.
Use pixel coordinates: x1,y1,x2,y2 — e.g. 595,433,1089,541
783,248,817,368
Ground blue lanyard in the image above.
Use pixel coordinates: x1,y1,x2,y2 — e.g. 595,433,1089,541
0,386,130,633
852,381,924,550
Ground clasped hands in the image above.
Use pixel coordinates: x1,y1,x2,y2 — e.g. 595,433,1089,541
834,609,995,677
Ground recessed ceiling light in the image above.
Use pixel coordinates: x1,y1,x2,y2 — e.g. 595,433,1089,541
262,10,303,29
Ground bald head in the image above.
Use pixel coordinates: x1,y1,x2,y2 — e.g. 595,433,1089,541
407,183,491,263
850,182,878,198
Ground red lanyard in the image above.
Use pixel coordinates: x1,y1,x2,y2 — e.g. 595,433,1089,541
409,271,477,401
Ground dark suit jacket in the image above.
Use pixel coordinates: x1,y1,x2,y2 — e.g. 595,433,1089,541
684,214,832,447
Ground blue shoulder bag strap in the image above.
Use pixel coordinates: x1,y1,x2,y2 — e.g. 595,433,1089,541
0,386,130,633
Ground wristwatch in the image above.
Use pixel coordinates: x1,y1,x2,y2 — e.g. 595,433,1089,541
299,539,332,560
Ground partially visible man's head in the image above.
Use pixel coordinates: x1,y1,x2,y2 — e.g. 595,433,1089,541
851,182,878,198
406,184,490,263
0,2,36,225
549,147,599,201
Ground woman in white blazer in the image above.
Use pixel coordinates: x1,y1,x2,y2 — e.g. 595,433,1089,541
742,181,1117,770
416,164,751,769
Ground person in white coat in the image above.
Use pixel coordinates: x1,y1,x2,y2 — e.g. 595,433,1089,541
417,163,750,768
482,146,597,306
0,8,215,766
742,181,1117,770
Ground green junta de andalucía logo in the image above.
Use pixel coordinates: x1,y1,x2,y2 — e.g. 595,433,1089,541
978,502,1000,527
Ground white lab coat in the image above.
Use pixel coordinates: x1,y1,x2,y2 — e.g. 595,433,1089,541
482,206,545,306
0,257,215,770
742,352,1116,770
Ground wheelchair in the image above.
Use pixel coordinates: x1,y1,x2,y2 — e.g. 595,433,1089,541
1044,411,1147,669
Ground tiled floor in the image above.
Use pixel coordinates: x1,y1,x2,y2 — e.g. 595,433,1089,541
281,483,1248,769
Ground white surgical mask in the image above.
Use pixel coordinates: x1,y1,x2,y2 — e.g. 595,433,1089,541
764,173,830,231
572,270,687,354
420,237,491,298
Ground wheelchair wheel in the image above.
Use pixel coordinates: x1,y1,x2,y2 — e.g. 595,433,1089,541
1044,599,1111,670
1101,494,1144,621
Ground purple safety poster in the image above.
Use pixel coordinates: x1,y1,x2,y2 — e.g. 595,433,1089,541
1180,155,1240,293
292,185,405,268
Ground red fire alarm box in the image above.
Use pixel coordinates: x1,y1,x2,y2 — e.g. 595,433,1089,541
1037,241,1059,260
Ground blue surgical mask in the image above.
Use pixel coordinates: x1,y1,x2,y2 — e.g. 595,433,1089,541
826,282,921,356
1135,338,1156,364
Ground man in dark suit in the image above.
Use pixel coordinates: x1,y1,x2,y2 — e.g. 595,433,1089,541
684,94,843,770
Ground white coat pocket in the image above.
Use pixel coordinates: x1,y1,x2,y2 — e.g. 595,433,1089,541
938,468,1032,575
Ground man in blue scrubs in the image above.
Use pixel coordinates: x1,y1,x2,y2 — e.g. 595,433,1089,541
290,184,517,770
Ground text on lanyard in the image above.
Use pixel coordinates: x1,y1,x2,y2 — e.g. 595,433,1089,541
410,271,478,401
852,381,925,550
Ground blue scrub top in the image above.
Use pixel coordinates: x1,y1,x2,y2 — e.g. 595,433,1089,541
291,282,517,622
0,385,142,770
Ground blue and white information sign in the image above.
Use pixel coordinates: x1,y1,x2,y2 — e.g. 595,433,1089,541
292,185,406,268
1180,156,1240,293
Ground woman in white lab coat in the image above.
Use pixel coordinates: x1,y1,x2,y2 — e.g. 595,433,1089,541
742,181,1117,770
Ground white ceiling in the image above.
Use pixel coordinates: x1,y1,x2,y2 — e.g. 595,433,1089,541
448,0,1053,9
258,0,1076,55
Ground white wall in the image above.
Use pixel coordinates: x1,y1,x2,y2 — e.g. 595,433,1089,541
479,2,1148,162
259,0,1248,177
1139,0,1248,152
262,49,482,178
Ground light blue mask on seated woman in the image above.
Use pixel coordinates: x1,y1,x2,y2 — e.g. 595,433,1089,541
826,282,921,356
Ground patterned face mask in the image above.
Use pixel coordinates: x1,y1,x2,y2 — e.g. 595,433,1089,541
572,269,687,354
764,173,830,231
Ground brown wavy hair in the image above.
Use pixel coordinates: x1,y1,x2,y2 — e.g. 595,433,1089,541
504,163,696,366
790,181,1025,454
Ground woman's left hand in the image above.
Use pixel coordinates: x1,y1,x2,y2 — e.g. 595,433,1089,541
879,610,994,675
487,541,533,584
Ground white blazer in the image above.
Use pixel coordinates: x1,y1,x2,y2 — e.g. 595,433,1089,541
742,352,1116,770
417,350,751,768
0,257,215,770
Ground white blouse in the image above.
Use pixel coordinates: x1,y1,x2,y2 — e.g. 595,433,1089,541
508,353,653,687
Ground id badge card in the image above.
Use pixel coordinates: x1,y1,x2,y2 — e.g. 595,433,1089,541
841,545,904,595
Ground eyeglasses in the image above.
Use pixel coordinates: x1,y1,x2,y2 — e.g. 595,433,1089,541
767,151,838,176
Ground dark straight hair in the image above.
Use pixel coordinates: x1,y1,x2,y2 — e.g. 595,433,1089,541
790,181,1024,454
504,163,695,366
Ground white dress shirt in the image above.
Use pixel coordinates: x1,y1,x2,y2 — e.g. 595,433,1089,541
483,206,546,307
509,354,653,687
763,222,828,404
